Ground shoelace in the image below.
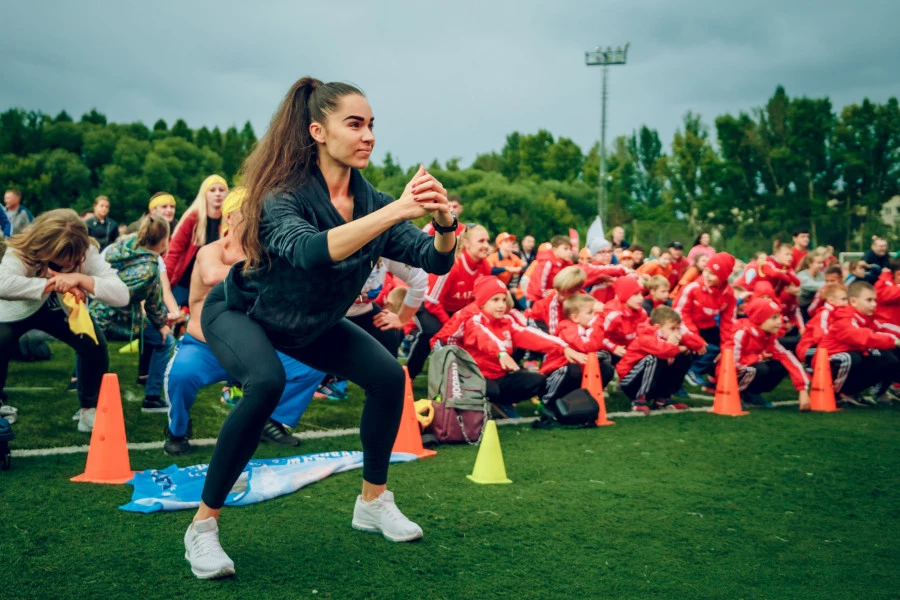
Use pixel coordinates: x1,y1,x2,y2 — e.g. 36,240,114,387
192,529,226,557
376,499,413,525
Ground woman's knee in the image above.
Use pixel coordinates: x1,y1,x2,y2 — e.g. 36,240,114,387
244,362,287,405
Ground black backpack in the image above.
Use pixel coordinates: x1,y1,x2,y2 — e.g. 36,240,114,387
535,389,599,428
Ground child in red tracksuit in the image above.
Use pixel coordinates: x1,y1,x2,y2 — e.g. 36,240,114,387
462,276,586,418
757,244,801,297
874,258,900,327
616,306,696,413
674,252,737,386
796,283,847,365
600,276,649,366
526,235,574,303
819,281,900,406
641,275,670,317
734,299,811,410
527,265,587,336
540,293,614,406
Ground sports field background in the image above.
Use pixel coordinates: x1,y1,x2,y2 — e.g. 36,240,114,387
1,343,898,599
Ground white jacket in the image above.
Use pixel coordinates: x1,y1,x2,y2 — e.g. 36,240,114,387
0,246,129,323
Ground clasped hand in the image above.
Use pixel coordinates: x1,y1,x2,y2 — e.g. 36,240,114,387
44,270,87,303
395,165,453,225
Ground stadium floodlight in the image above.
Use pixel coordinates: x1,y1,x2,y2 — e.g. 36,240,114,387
585,42,630,223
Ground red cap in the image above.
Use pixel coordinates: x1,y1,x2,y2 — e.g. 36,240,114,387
614,276,644,302
745,298,782,326
706,252,736,284
495,232,516,246
752,280,777,300
578,247,592,261
474,276,509,307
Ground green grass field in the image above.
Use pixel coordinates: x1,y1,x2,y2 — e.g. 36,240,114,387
1,343,899,599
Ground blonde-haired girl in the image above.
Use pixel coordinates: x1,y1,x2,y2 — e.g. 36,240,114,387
164,175,228,305
0,209,129,432
90,215,176,413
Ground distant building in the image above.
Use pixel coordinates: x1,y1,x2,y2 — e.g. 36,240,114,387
880,195,900,227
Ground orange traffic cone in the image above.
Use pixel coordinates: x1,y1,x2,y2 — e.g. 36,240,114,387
71,373,135,484
582,353,614,426
391,367,437,459
711,347,748,416
809,347,841,412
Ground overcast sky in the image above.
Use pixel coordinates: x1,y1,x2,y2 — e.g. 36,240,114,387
2,0,898,167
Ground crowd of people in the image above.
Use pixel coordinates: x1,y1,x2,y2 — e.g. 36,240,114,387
2,77,899,580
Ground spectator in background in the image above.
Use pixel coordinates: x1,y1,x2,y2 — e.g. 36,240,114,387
862,236,890,283
687,232,716,262
487,232,525,302
165,175,228,306
668,241,689,285
797,251,826,319
671,253,708,301
519,235,537,266
118,223,128,238
85,196,119,250
648,246,661,260
790,226,811,271
637,250,673,280
0,203,10,238
4,188,34,235
630,245,645,268
610,226,630,250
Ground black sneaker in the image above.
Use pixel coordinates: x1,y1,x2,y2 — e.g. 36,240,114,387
141,395,169,413
260,419,300,446
67,379,78,392
163,427,191,456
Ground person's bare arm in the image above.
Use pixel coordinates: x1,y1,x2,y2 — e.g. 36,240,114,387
195,245,232,288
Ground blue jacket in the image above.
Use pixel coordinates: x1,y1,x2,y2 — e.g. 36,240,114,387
0,209,10,237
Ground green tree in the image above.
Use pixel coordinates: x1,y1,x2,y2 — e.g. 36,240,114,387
171,119,193,141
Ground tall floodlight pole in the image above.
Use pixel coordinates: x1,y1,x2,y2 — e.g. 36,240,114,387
585,43,629,223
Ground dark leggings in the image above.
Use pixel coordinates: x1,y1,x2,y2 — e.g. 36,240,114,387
347,305,402,358
0,300,108,408
200,284,405,509
405,308,447,378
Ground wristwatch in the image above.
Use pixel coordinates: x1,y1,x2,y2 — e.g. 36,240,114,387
431,212,458,234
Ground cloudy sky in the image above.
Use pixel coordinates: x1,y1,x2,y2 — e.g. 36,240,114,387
2,0,898,167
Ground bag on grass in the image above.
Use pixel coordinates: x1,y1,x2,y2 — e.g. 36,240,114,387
426,345,489,445
542,389,599,427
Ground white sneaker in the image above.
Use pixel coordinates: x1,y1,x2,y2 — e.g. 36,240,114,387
352,490,423,542
184,517,235,579
77,408,95,433
72,408,81,421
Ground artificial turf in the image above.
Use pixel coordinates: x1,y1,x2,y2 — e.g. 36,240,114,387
1,345,898,599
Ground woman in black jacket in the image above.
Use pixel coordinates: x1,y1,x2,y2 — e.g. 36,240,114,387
182,77,458,580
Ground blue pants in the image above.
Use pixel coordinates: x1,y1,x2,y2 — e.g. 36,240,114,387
164,333,323,437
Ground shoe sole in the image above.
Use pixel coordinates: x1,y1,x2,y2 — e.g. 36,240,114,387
260,436,300,446
351,520,423,543
141,406,170,414
185,554,235,580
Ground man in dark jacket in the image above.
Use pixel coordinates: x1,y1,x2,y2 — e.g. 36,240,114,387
85,195,119,249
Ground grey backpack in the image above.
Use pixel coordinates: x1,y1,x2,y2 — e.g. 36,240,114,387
427,345,487,410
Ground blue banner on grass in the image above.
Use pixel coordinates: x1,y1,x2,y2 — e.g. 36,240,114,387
120,451,417,513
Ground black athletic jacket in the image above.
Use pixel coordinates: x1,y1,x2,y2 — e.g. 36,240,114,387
224,167,455,345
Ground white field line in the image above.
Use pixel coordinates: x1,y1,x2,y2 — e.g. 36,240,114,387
11,403,799,459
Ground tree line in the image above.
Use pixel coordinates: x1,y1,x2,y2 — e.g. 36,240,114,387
1,86,898,256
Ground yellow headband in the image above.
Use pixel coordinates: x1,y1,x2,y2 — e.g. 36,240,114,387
202,174,228,194
148,194,176,211
220,187,248,234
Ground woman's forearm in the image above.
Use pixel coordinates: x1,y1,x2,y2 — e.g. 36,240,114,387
326,204,403,262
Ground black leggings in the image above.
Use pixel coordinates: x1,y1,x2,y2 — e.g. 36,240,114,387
200,284,405,509
405,308,448,378
0,300,108,408
347,305,402,358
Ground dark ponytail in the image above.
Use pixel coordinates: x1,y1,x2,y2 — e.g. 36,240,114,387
237,77,365,270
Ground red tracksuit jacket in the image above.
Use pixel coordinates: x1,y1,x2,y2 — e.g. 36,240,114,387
673,280,738,349
796,302,836,361
733,322,810,391
540,317,605,374
462,311,568,380
874,270,900,326
819,306,898,356
526,291,564,335
757,256,800,295
615,322,681,379
424,250,491,324
526,251,569,303
600,298,648,352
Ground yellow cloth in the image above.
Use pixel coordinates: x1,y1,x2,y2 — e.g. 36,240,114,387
148,193,176,211
63,293,98,344
414,399,434,429
220,187,247,234
201,174,228,195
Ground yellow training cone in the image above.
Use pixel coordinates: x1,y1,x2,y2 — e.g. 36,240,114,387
118,339,140,354
466,420,512,484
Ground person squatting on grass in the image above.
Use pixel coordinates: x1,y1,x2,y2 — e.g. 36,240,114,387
88,215,176,414
795,283,847,366
183,77,459,580
0,209,128,432
733,298,811,410
817,280,900,407
540,293,614,406
460,276,586,418
616,306,700,413
163,188,324,456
